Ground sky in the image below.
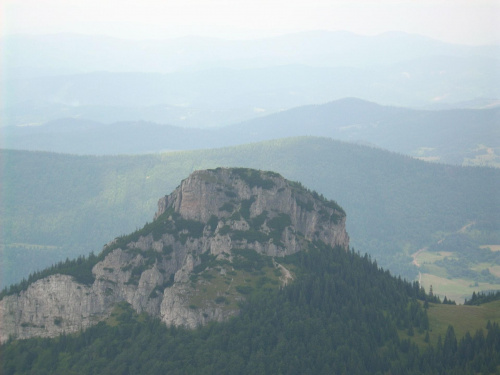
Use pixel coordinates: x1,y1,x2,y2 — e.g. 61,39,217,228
1,0,499,45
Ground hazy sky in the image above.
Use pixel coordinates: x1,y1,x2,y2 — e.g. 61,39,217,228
2,0,499,45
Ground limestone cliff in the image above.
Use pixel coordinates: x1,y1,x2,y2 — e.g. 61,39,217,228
0,168,348,342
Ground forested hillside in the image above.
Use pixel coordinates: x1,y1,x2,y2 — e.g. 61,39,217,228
1,244,499,374
1,137,498,301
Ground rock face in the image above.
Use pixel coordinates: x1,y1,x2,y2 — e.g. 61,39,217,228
0,168,348,342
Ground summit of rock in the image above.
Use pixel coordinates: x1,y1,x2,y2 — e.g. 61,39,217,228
0,168,348,342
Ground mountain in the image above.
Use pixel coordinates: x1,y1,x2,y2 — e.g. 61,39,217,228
2,31,499,129
1,169,499,373
2,54,499,129
3,99,499,166
224,98,500,166
2,255,500,374
0,168,348,342
2,138,498,302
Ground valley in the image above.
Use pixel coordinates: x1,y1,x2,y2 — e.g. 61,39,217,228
411,222,500,302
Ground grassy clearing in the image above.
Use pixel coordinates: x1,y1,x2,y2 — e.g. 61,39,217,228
487,266,500,278
188,267,242,312
415,246,500,304
415,156,441,163
401,300,500,349
419,273,500,303
415,250,453,265
106,302,147,327
188,262,282,311
481,245,500,252
463,145,500,168
420,263,449,279
427,300,500,342
471,262,500,277
419,273,471,302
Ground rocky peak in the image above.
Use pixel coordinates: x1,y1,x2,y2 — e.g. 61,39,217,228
0,168,348,343
156,168,348,250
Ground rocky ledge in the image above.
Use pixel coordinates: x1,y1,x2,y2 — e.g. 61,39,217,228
0,168,348,342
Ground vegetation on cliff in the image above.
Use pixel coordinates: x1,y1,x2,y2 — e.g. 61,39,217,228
2,137,497,296
1,167,498,373
0,168,348,343
1,244,498,374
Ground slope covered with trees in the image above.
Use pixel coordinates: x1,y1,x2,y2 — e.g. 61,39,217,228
1,244,499,374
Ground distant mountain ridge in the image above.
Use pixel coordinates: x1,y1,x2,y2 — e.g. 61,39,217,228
2,30,498,130
2,55,498,128
3,98,498,166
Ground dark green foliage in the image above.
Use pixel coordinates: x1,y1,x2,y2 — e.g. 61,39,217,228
126,248,162,265
218,225,232,236
0,254,97,298
250,211,268,229
106,209,175,254
232,249,272,272
201,273,215,280
465,291,500,305
224,191,237,198
291,180,345,216
230,230,269,244
442,296,457,305
310,190,345,215
122,248,165,285
207,215,219,230
214,296,227,304
164,274,175,288
212,206,292,245
239,197,256,220
219,202,234,212
256,276,271,288
229,211,242,221
3,243,498,374
192,252,218,274
235,285,254,295
267,213,291,232
232,168,276,190
91,209,204,260
296,198,314,211
266,213,291,244
174,218,205,239
330,211,343,224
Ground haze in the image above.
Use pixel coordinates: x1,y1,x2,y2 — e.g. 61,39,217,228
2,0,499,45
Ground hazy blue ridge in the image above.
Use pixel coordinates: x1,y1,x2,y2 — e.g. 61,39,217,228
3,99,499,166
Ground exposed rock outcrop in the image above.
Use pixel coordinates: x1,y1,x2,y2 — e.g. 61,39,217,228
0,168,348,342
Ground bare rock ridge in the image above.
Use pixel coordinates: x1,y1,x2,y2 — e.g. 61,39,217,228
0,168,349,342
